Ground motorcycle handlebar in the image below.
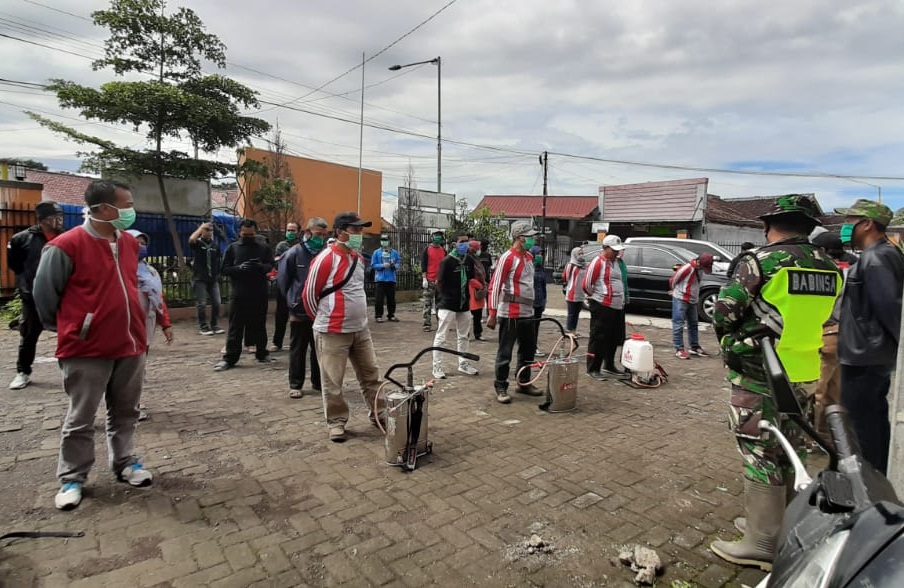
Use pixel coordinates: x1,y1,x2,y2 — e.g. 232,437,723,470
825,405,861,462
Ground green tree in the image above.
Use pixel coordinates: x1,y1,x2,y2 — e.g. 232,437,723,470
468,205,510,255
28,0,270,263
239,126,297,242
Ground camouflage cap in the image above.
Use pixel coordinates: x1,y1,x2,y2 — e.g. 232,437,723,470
759,194,822,224
834,198,893,226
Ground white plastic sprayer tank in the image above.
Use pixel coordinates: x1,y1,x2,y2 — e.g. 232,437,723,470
622,333,655,373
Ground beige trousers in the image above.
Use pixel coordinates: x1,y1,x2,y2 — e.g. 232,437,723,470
314,330,383,427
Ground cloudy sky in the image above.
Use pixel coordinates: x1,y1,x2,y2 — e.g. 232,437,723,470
2,0,904,219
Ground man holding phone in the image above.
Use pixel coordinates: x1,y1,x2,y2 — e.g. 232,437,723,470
214,219,274,371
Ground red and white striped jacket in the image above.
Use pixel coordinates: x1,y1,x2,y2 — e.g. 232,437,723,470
669,260,702,304
302,244,367,334
582,256,625,309
562,263,586,302
487,247,535,319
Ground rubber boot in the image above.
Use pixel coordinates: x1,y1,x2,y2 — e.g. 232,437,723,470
711,478,785,571
735,473,796,534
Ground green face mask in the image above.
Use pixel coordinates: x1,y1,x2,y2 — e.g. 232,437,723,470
285,231,298,242
305,235,324,251
96,205,136,231
839,221,862,244
534,255,543,266
380,240,389,247
524,237,535,249
432,235,444,245
345,233,363,251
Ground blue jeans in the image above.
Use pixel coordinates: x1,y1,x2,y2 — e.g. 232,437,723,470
193,279,221,330
672,298,698,350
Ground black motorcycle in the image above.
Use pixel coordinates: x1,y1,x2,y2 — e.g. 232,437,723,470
756,339,904,587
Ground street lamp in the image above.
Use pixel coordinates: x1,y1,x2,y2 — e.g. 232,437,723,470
848,178,882,204
389,56,442,194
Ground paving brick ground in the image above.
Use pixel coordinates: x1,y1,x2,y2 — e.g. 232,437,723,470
0,292,777,587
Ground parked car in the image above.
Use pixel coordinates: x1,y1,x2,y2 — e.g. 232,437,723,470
624,237,734,275
556,241,729,322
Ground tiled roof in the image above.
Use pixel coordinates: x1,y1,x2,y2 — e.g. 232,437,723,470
474,195,598,219
600,178,707,222
706,193,833,228
211,188,239,210
24,170,94,205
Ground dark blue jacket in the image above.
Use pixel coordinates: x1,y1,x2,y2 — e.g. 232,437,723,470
277,242,320,319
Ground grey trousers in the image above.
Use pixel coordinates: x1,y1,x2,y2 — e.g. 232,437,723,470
314,330,383,427
56,354,146,484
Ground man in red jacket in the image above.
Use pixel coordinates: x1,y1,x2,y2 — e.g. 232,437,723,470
33,180,152,511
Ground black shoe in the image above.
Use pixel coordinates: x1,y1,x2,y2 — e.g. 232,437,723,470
387,316,399,322
257,357,276,364
587,371,607,381
213,360,232,372
602,367,630,380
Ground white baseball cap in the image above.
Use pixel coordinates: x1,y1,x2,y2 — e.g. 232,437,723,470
602,235,625,251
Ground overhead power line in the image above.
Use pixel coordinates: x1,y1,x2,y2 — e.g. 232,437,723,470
548,151,904,183
259,0,460,111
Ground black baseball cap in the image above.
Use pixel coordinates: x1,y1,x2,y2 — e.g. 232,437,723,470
333,211,372,230
35,200,63,220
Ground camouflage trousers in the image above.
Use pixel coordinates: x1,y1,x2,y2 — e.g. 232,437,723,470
422,282,439,327
729,384,813,486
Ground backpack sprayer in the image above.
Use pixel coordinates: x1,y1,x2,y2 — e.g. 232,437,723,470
374,346,479,472
620,324,668,388
516,317,584,412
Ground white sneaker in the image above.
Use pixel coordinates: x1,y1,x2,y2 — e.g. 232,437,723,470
9,372,30,390
458,363,478,376
432,363,446,379
55,482,83,510
117,463,153,487
199,329,214,336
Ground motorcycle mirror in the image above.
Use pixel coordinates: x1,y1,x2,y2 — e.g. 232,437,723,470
762,338,803,416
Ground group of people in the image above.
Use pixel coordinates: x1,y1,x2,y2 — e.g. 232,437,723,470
708,195,904,572
9,182,904,542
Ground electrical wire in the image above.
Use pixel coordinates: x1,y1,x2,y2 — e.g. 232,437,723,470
257,0,460,111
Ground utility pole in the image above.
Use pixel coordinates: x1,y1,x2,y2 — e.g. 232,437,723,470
540,151,548,241
356,52,365,214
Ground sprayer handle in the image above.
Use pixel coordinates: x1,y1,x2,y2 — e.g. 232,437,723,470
825,405,861,461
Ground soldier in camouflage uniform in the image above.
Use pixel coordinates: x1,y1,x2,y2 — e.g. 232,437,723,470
710,195,841,571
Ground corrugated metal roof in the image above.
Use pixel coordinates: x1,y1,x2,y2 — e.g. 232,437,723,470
24,170,94,205
475,195,598,219
599,178,708,222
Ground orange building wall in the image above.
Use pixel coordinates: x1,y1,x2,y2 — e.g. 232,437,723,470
239,148,382,235
1,181,44,295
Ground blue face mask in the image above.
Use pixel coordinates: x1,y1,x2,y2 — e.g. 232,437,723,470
138,245,148,260
456,242,469,256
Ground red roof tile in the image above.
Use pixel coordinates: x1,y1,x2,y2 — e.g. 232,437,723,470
24,170,94,206
475,195,598,219
600,178,707,222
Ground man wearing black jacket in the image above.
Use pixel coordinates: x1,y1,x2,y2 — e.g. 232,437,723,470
7,201,65,389
431,233,479,379
277,217,327,398
835,198,904,474
188,221,223,336
214,219,274,371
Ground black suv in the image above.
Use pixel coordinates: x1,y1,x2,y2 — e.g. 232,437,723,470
557,242,729,322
